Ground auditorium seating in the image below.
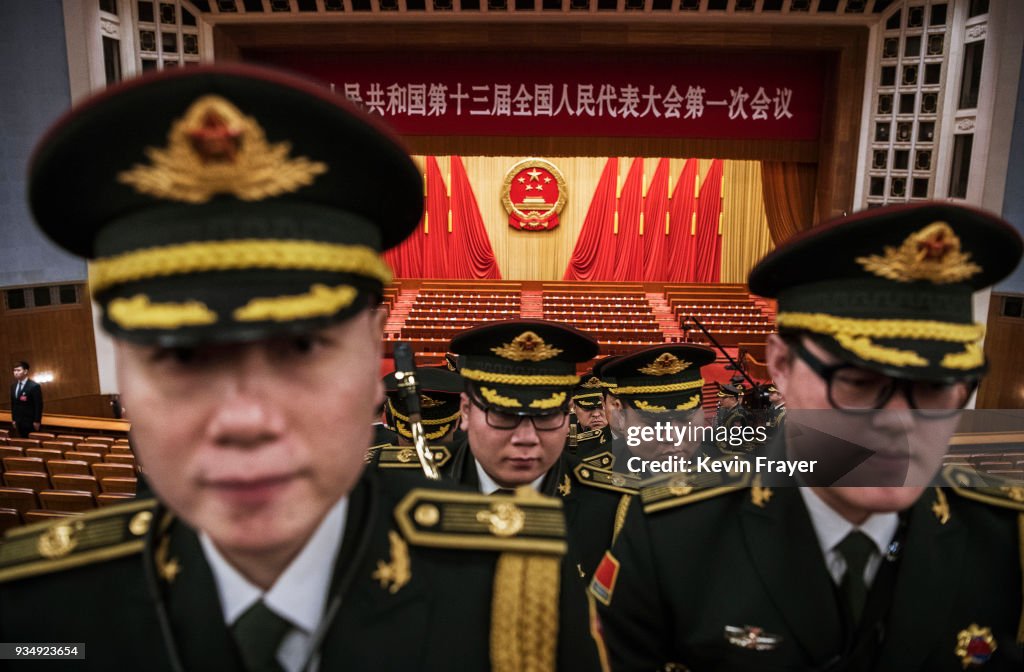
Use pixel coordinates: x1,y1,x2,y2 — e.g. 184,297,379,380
0,428,138,528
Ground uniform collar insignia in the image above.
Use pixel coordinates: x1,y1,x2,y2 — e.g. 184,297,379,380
372,530,411,594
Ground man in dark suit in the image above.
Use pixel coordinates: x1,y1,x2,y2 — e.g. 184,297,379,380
9,360,42,437
594,203,1024,671
0,65,601,672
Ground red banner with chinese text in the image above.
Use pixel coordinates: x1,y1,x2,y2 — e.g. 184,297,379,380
247,50,826,141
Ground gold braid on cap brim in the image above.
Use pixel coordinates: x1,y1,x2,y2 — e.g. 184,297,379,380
612,379,704,395
480,388,567,410
632,394,702,413
572,392,603,402
387,399,461,426
107,295,217,330
89,239,392,295
460,368,580,387
394,419,454,441
491,552,560,672
776,312,985,370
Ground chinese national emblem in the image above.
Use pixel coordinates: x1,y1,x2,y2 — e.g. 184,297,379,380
501,158,567,231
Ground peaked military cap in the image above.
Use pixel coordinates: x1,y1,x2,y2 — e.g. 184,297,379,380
591,356,621,392
749,202,1022,381
598,344,716,413
571,373,605,409
29,64,422,346
383,367,463,441
717,383,744,398
449,319,598,415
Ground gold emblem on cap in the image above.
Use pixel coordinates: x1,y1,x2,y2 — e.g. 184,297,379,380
372,530,411,594
638,353,691,376
476,501,526,537
37,520,84,559
491,331,563,362
580,376,603,389
420,394,444,409
1001,486,1024,503
856,222,982,284
118,94,327,204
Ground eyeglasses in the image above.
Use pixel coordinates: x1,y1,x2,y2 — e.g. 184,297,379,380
792,340,976,417
469,397,567,432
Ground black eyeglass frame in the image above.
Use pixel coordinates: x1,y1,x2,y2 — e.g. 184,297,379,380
467,393,569,432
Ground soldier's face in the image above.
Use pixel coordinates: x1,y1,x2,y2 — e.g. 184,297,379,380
460,394,567,488
766,333,960,522
116,310,385,570
573,402,607,430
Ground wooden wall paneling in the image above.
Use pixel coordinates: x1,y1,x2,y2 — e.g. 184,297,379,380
0,299,102,415
976,293,1024,409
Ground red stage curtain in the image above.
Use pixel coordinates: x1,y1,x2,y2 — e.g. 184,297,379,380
448,156,501,279
614,158,645,281
642,158,670,282
382,175,424,278
694,159,724,283
563,158,619,281
420,156,452,278
666,159,699,282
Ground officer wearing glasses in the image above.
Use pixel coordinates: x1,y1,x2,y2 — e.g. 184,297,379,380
593,202,1024,671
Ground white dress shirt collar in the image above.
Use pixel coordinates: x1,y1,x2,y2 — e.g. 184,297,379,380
474,458,545,495
200,495,348,671
799,487,899,586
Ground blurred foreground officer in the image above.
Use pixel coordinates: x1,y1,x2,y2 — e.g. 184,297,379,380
593,203,1024,671
0,65,601,672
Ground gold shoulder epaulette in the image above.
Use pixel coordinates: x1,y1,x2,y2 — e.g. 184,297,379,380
394,488,567,555
943,464,1024,512
375,444,453,469
572,463,640,495
0,498,157,583
640,471,750,514
575,427,603,443
580,450,615,470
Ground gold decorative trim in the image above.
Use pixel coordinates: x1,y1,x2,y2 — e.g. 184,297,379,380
90,239,391,295
529,392,566,410
461,368,580,387
632,395,702,413
612,495,632,545
118,94,327,203
107,294,217,330
932,487,950,525
480,387,523,409
491,552,560,672
387,399,460,426
490,331,563,362
233,284,357,323
955,624,997,668
612,379,704,395
637,353,691,376
372,530,411,595
394,419,455,442
856,222,982,284
477,502,527,538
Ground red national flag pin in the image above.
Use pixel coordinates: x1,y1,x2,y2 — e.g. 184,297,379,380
501,158,567,231
589,551,621,606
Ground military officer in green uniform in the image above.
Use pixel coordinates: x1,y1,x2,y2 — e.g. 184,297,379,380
367,367,462,471
569,374,612,462
593,202,1024,671
0,65,601,672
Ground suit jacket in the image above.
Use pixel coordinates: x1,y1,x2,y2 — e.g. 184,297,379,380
10,379,42,425
594,479,1023,671
0,470,603,671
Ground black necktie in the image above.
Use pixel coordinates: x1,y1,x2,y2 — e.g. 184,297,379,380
15,382,22,397
232,600,292,672
836,530,876,624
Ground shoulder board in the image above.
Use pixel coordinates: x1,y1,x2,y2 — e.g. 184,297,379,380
572,463,640,495
375,444,452,469
576,428,603,443
394,488,566,555
640,471,751,514
580,450,615,470
0,498,157,584
942,464,1024,512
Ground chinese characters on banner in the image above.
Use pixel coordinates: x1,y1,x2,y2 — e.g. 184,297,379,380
248,51,826,140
